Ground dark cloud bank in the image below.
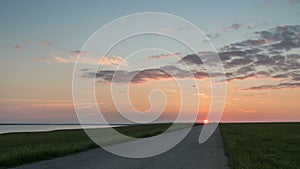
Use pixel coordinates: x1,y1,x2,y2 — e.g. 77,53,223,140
83,25,300,90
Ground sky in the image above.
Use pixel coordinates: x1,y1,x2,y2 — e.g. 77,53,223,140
0,0,300,123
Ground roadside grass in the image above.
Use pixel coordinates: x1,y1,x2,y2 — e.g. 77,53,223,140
220,123,300,169
0,123,191,169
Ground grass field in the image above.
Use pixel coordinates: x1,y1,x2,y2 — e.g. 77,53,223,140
220,123,300,169
0,123,190,169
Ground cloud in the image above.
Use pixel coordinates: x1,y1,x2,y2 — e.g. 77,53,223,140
52,50,84,63
206,33,220,39
179,51,247,67
160,65,194,78
225,57,253,68
90,69,172,83
218,23,242,32
35,50,128,67
14,45,24,51
40,41,49,47
254,55,285,66
243,82,300,90
236,65,255,74
209,23,255,38
272,74,289,79
179,54,203,65
259,25,300,49
223,25,300,54
99,55,128,67
147,52,179,59
179,51,221,66
231,23,242,30
246,24,256,29
81,25,300,90
219,51,247,60
233,39,274,47
218,25,300,87
159,27,173,34
83,65,214,84
226,73,257,82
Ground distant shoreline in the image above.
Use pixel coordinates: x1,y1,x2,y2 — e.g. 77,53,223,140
0,124,126,135
0,121,299,125
0,123,133,125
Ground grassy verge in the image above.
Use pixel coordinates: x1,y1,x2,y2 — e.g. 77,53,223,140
0,123,190,169
220,123,300,169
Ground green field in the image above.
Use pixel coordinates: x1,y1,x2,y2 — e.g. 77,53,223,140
220,123,300,169
0,123,190,169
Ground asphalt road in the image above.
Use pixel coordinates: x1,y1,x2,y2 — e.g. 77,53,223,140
12,126,230,169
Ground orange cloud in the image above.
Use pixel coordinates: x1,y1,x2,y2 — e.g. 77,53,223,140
35,50,128,67
99,56,128,67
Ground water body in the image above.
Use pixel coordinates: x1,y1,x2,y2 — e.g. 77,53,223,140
0,124,124,134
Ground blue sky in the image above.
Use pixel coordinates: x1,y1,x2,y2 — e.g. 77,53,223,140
1,0,299,51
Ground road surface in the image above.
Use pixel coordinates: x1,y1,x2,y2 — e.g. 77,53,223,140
12,126,230,169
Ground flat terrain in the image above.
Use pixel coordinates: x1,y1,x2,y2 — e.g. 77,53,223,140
1,123,190,168
220,123,300,169
12,126,229,169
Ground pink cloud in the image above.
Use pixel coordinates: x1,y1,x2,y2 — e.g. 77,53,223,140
158,27,173,34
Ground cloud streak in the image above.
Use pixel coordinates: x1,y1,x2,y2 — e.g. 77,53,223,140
147,52,179,59
243,82,300,90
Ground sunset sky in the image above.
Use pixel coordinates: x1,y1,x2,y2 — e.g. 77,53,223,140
0,0,300,123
